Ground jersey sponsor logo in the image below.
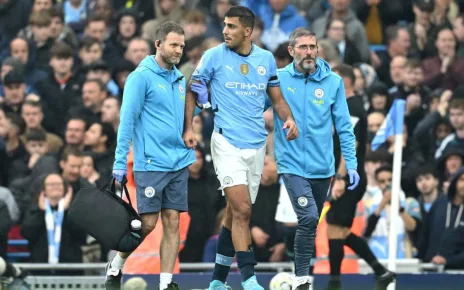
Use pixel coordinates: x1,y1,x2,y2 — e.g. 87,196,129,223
145,187,155,198
287,87,296,94
257,65,266,75
225,82,266,96
158,84,166,92
240,64,249,75
313,99,324,106
179,84,184,94
298,196,308,207
315,88,324,98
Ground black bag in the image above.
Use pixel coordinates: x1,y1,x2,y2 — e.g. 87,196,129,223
68,177,142,252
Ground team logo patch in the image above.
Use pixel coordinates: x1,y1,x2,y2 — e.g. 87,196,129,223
145,187,155,198
315,88,324,98
257,65,266,75
298,197,308,207
179,84,184,94
223,176,233,186
240,64,249,75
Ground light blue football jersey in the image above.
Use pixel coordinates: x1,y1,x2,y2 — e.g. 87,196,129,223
191,43,279,149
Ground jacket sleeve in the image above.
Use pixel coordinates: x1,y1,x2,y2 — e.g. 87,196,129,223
21,205,46,242
113,71,147,170
412,111,442,141
331,79,357,170
422,59,443,89
446,252,464,269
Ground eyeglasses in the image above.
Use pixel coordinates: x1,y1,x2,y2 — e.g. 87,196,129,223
295,44,318,52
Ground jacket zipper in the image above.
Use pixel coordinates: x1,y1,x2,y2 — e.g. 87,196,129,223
304,73,308,175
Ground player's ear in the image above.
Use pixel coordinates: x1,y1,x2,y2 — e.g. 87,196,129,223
288,45,294,57
155,40,161,49
245,27,252,37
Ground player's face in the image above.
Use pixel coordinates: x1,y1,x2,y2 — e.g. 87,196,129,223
223,17,251,49
157,32,185,65
289,35,318,72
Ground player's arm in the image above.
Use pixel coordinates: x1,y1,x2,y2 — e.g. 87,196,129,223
332,78,357,171
114,71,146,169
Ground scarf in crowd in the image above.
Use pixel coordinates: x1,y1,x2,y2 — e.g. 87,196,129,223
45,198,65,264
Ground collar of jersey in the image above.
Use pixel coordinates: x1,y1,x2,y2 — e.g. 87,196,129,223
230,42,254,57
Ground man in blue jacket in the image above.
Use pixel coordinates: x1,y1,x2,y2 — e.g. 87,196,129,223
419,166,464,269
273,27,360,290
108,21,199,290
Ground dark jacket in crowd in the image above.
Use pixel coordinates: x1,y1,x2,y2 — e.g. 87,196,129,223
418,167,464,269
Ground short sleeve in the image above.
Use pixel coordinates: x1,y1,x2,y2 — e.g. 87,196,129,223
191,49,215,83
267,55,280,87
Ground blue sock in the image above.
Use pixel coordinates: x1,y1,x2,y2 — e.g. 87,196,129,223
212,226,235,283
236,250,257,282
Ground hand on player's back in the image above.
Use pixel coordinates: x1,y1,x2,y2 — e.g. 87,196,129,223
282,119,298,140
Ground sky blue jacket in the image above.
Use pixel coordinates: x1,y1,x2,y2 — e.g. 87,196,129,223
274,58,357,178
114,56,196,172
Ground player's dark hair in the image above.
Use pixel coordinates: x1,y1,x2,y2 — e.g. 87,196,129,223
155,21,184,44
333,64,356,86
25,128,47,142
375,164,393,179
225,6,255,29
289,27,317,47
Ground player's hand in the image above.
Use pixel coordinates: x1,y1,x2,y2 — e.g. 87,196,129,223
183,129,197,149
112,169,127,183
191,80,209,104
283,119,298,140
432,255,447,265
347,169,360,190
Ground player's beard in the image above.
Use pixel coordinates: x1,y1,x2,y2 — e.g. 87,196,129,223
160,50,182,66
295,55,316,72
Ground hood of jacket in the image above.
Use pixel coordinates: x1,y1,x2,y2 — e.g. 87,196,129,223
287,57,331,82
448,166,464,200
138,55,183,81
437,147,464,177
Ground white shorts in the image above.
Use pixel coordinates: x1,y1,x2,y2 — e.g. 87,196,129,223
211,130,266,204
275,183,298,223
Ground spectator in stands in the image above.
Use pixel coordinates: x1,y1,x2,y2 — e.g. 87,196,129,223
389,55,407,89
3,113,27,184
93,0,114,28
2,70,28,115
111,59,135,99
21,173,86,268
59,147,93,197
104,10,139,66
80,153,103,187
0,0,32,57
415,166,441,217
245,0,308,52
363,165,422,258
35,42,82,137
273,41,292,69
419,166,464,269
83,121,115,177
179,36,204,82
124,38,151,67
363,150,389,201
64,118,87,151
141,0,184,42
86,61,119,97
205,0,237,41
376,26,411,88
28,12,55,70
435,97,464,158
312,0,370,62
317,39,342,66
181,10,208,41
326,18,363,65
61,0,91,35
83,14,108,44
8,38,47,88
10,128,58,184
20,100,63,154
423,27,464,90
431,0,459,27
70,78,108,126
366,82,389,114
251,155,285,262
453,13,464,57
436,147,464,193
78,37,103,67
180,147,220,262
250,17,267,50
408,0,440,59
49,6,78,49
101,97,120,132
367,111,385,135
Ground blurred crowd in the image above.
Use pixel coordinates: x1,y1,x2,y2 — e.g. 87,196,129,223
0,0,464,274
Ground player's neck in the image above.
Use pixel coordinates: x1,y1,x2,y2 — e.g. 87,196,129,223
234,40,252,56
154,55,173,71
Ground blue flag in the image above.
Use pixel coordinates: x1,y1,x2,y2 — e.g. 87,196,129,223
371,99,406,151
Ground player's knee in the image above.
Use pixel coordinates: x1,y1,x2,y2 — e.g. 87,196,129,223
298,213,318,230
161,210,180,231
231,203,251,222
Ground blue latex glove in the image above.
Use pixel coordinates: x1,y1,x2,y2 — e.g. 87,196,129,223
113,169,127,183
191,80,209,104
347,169,360,190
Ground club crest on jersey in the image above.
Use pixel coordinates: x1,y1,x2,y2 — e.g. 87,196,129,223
179,84,184,94
257,65,266,75
298,197,308,207
240,64,249,75
223,176,233,186
315,88,324,98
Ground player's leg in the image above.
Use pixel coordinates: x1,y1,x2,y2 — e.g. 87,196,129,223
105,171,167,290
159,167,190,290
